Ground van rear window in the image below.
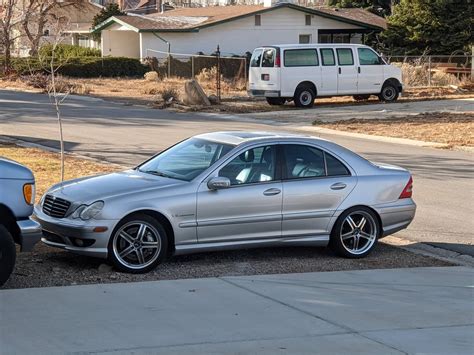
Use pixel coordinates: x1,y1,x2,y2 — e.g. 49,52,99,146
250,49,263,67
284,49,318,67
262,48,275,67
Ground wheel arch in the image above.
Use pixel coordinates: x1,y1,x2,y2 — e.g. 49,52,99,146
331,204,383,237
294,81,317,97
117,209,176,256
382,78,402,91
0,204,20,244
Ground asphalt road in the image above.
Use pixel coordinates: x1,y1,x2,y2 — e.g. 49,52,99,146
1,90,473,255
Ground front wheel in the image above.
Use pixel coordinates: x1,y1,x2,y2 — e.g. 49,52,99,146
378,83,399,102
108,214,168,274
294,86,315,108
266,97,286,106
329,207,379,258
0,225,16,287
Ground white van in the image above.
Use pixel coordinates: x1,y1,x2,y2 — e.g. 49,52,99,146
248,44,402,108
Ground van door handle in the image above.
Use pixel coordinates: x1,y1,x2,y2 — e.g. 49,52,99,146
358,66,361,74
263,188,281,196
330,183,347,190
338,67,341,74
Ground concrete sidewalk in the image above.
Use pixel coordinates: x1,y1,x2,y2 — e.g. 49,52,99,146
1,267,473,354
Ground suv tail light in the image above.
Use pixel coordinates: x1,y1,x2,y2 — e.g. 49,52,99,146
399,176,413,199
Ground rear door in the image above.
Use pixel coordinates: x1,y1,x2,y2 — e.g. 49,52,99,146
356,47,384,94
319,48,338,95
281,144,357,237
248,47,280,95
336,48,358,94
280,48,321,97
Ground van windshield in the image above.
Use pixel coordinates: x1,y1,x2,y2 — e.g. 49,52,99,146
250,49,263,67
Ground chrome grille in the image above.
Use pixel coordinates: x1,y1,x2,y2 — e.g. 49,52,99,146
42,195,71,218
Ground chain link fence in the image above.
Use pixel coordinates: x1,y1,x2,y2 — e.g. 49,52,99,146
145,48,248,100
386,55,472,88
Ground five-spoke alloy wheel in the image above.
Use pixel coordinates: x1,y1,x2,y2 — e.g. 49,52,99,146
108,214,167,273
329,207,379,258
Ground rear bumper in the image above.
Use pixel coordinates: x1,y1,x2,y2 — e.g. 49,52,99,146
374,199,416,238
248,89,281,98
16,218,42,252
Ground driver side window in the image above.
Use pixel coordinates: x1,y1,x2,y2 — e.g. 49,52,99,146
218,145,276,186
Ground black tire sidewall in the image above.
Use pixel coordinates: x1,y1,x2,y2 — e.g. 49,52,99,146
0,225,16,287
294,87,315,108
329,207,380,259
108,214,168,274
379,83,399,102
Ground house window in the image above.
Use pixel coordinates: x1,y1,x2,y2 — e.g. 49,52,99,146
299,34,311,44
305,15,311,26
255,15,261,26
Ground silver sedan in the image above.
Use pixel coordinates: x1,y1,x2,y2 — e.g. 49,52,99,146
33,132,416,273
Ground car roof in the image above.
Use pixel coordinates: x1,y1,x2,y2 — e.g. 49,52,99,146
195,131,314,146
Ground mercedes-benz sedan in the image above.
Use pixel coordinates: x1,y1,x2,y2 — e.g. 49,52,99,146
34,132,416,273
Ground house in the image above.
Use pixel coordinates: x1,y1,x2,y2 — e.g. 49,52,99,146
93,1,386,60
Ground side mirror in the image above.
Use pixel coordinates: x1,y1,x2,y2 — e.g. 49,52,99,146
207,176,231,190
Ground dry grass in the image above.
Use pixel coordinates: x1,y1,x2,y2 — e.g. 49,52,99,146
314,112,474,147
0,144,117,203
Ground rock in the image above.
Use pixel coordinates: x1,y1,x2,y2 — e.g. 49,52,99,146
183,79,211,106
144,71,159,81
98,263,113,273
208,94,220,105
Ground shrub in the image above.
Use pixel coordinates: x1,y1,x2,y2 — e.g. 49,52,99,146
160,87,179,102
39,44,101,58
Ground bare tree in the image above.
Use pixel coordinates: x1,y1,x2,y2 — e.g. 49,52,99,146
0,0,23,73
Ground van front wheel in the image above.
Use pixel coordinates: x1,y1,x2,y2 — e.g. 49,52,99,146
294,87,315,108
378,83,399,102
266,97,286,106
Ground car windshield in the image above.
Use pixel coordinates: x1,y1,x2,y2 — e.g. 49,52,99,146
138,138,234,182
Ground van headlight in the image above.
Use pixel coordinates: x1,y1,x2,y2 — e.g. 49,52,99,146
71,201,104,220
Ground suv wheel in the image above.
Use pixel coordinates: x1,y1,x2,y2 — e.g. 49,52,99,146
0,225,16,287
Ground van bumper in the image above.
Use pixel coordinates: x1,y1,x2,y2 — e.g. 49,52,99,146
248,90,281,98
16,218,42,252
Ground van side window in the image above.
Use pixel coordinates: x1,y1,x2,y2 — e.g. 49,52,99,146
320,48,335,66
358,48,382,65
250,49,263,67
336,48,354,66
284,49,318,67
262,49,275,67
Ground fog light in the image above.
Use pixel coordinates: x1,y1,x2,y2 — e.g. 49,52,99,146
75,239,84,247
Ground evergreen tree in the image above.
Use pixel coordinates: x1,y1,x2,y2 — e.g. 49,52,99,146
327,0,395,17
380,0,472,55
92,3,126,40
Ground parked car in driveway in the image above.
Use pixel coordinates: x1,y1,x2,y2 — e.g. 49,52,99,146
34,132,416,273
248,44,402,108
0,158,42,286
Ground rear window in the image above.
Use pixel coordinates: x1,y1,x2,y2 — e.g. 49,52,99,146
250,49,263,67
336,48,354,66
325,153,350,176
320,48,335,66
284,49,318,67
261,48,275,67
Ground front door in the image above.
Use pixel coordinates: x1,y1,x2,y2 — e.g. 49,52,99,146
336,48,358,95
281,144,356,237
356,47,384,94
196,144,282,243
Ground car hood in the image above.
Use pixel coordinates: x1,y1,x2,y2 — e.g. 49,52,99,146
47,170,185,203
0,157,34,180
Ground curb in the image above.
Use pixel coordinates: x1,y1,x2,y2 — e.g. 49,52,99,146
297,125,474,152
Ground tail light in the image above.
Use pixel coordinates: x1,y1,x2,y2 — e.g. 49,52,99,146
399,176,413,199
275,52,281,67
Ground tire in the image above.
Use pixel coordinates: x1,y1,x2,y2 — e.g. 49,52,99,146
294,86,315,108
378,82,399,102
0,225,16,287
266,97,286,106
329,207,380,259
353,95,370,101
108,214,168,274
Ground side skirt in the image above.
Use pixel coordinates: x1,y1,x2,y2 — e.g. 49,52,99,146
174,235,330,256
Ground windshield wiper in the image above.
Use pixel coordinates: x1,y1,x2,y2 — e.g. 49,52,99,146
138,169,174,179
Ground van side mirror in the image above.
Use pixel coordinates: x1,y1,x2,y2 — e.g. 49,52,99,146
207,177,231,190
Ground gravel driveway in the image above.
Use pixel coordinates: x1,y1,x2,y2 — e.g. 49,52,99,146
2,241,452,289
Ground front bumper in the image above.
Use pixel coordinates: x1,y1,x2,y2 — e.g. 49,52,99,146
17,217,42,252
33,206,118,259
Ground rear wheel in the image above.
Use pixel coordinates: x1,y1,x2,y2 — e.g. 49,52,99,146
378,83,399,102
353,95,370,101
266,97,286,106
329,207,379,258
0,225,16,287
294,86,315,108
108,214,168,274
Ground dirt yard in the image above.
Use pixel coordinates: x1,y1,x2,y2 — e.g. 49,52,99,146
1,75,473,113
313,112,474,147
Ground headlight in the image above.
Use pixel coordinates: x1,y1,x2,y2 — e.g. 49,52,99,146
23,183,35,205
71,201,104,220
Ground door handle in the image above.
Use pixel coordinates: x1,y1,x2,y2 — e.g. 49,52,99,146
330,183,347,190
263,188,281,196
338,67,341,74
358,66,361,74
